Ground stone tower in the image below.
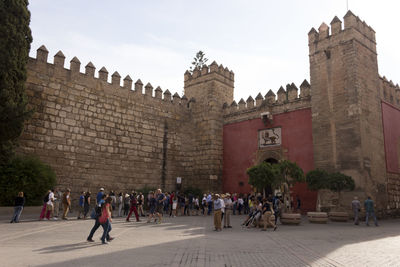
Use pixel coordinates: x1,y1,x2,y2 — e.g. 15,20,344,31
309,11,387,210
184,62,234,191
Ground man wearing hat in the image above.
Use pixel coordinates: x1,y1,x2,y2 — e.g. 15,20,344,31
96,188,105,207
213,194,223,231
223,193,233,228
351,196,361,225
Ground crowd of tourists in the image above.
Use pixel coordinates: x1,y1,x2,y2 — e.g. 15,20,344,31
9,188,380,244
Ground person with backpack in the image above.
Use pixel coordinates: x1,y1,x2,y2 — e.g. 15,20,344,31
39,190,50,220
126,192,140,222
98,196,113,244
87,194,109,242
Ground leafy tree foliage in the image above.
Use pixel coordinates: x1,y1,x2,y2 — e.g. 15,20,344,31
0,156,56,206
189,51,208,73
247,162,280,192
275,160,305,186
0,0,33,164
327,172,355,192
305,169,330,191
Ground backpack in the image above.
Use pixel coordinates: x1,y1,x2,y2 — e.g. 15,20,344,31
43,193,50,203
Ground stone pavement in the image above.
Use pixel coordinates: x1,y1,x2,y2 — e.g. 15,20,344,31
1,212,400,267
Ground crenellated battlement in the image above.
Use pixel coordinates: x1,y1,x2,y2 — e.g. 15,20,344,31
223,80,311,118
184,61,234,88
30,45,191,109
308,11,376,55
380,75,400,106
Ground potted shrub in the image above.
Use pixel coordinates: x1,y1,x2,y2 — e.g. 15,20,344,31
326,172,355,222
305,169,329,223
275,160,305,225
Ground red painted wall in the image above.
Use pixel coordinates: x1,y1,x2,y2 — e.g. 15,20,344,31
222,108,317,212
382,102,400,174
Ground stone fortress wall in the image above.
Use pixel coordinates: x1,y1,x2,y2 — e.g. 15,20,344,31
17,10,400,214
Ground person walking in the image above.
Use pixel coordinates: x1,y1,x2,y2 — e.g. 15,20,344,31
352,196,361,225
87,194,107,242
62,188,71,220
10,192,25,223
98,196,114,244
364,196,378,226
213,194,223,231
77,191,85,219
137,192,145,217
223,193,233,228
126,192,140,222
273,195,282,225
147,191,157,223
110,191,116,217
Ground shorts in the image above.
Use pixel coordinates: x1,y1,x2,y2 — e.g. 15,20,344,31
156,205,163,213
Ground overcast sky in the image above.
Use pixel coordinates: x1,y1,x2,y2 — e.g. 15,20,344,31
28,0,400,102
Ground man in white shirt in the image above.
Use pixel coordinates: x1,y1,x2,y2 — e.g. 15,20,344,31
45,189,56,220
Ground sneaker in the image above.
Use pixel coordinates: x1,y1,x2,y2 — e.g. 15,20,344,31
126,219,130,222
53,217,58,221
107,237,114,242
102,241,108,245
87,239,94,242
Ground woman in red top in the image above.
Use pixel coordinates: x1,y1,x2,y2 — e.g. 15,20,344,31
99,197,113,244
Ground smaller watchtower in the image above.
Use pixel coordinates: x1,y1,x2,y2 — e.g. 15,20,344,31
183,62,234,192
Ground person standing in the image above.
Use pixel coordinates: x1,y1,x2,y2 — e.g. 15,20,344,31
45,189,55,220
123,193,130,216
77,191,85,219
138,192,145,217
147,191,157,223
201,194,207,215
62,188,71,220
364,196,378,226
109,191,116,217
54,188,62,218
39,190,50,220
98,197,113,244
207,193,213,215
117,192,123,217
352,196,361,225
273,195,282,225
96,188,104,206
296,195,301,213
213,194,222,231
84,192,91,219
223,193,233,228
262,197,277,231
155,189,166,223
10,192,25,223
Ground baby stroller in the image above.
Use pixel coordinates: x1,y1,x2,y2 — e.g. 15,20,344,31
243,210,261,227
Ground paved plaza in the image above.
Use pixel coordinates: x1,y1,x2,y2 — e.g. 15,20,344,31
1,212,400,267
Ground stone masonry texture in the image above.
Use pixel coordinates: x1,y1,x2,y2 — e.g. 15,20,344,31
17,11,400,215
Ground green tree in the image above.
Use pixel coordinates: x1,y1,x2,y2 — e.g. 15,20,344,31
0,156,56,206
189,51,208,73
306,169,330,211
275,160,305,212
0,0,33,164
327,172,355,210
247,162,279,196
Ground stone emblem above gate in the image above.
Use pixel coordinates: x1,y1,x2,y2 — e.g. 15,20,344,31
259,127,281,148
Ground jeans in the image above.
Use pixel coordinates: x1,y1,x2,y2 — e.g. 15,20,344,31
11,206,23,222
87,218,101,240
207,202,212,215
366,211,378,226
353,209,359,225
101,219,112,242
233,203,237,215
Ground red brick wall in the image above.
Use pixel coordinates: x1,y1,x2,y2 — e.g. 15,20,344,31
222,108,317,212
382,102,400,174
